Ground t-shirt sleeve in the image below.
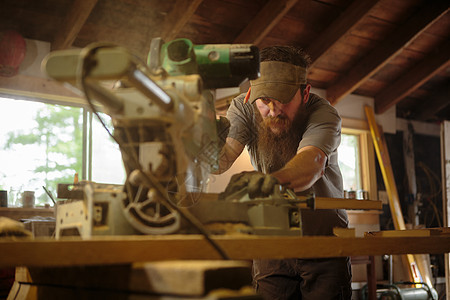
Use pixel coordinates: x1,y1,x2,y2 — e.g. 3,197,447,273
226,93,254,145
298,99,341,158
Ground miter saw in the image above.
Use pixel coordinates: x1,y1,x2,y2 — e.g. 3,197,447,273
43,38,313,239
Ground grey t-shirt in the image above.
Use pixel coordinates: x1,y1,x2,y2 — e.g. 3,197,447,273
226,93,348,236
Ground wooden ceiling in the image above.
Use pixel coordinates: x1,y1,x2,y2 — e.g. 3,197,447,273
1,0,449,122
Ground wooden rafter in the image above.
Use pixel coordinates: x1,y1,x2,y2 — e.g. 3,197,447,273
51,0,99,50
160,0,204,42
307,0,379,68
233,0,298,45
375,40,450,114
326,0,449,105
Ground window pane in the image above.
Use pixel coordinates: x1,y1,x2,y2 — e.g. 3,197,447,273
338,133,362,192
0,97,83,206
91,113,126,184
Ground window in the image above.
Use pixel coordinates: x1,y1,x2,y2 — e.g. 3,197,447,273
338,126,377,200
338,133,362,192
0,96,125,207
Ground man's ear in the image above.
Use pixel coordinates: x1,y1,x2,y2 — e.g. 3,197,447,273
302,84,311,104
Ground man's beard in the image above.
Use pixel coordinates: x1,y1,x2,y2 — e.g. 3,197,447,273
256,107,308,173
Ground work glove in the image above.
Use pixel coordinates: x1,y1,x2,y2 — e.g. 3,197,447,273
220,171,279,200
216,116,230,150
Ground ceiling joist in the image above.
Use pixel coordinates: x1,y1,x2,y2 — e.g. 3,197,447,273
307,0,379,67
375,40,450,114
233,0,298,45
51,0,99,50
326,0,449,105
160,0,204,42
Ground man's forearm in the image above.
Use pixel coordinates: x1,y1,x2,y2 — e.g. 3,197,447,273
213,137,245,174
271,145,327,192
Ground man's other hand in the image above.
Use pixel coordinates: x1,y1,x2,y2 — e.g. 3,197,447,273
222,171,279,199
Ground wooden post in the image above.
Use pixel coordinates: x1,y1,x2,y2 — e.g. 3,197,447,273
441,121,450,298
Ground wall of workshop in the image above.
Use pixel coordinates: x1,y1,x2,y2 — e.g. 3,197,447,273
377,120,441,230
19,39,49,78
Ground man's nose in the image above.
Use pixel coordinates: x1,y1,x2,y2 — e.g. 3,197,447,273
267,101,281,117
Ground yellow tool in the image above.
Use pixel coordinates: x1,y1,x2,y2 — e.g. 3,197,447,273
365,105,434,288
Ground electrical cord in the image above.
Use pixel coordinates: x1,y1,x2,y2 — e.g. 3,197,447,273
417,161,443,227
76,43,230,260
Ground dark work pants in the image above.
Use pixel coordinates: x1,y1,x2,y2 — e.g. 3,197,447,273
253,257,352,300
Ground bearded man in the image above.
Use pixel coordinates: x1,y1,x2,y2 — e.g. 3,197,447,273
216,46,352,299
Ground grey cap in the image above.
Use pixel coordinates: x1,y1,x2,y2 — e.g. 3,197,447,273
247,61,307,104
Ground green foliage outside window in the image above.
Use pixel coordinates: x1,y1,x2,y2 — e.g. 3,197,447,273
1,100,83,205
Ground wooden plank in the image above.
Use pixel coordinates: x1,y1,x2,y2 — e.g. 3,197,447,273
0,208,54,222
24,261,251,297
160,0,204,41
198,193,382,210
441,121,450,298
365,228,450,237
327,0,449,104
52,0,99,50
365,107,406,229
365,106,435,286
15,267,32,283
307,0,379,67
375,40,450,114
233,0,298,45
306,196,382,210
365,105,415,283
0,235,449,268
333,227,355,238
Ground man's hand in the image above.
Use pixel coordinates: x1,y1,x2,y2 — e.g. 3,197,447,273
221,171,279,199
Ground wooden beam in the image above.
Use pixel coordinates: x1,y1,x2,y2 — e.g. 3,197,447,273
326,0,449,105
52,0,99,50
0,74,85,105
307,0,379,68
160,0,204,41
233,0,298,45
1,235,449,267
442,121,450,298
375,40,450,114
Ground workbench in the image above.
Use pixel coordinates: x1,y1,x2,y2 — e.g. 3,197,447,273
2,230,450,299
2,196,448,299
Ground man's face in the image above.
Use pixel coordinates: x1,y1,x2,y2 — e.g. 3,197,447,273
255,86,310,135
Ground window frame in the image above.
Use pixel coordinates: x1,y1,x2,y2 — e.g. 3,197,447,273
0,92,101,183
341,117,378,201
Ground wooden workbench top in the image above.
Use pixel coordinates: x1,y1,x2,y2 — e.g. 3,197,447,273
1,234,449,268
